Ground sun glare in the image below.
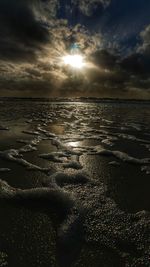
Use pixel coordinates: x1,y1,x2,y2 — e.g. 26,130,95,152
62,54,85,69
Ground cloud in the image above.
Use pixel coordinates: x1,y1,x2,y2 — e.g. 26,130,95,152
35,0,59,19
138,24,150,54
0,0,150,99
0,0,105,98
0,0,51,61
120,24,150,75
0,0,102,61
72,0,111,16
90,49,118,69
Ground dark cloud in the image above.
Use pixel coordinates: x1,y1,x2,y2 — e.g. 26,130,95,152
0,0,49,41
0,0,51,60
90,49,118,69
120,24,150,76
120,53,150,75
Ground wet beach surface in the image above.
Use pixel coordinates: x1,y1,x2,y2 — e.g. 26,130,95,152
0,99,150,267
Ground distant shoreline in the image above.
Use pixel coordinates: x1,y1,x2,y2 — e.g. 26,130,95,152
0,96,150,104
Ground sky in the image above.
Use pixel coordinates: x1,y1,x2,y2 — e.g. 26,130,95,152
0,0,150,99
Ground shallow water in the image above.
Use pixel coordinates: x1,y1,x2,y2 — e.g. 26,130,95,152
0,99,150,267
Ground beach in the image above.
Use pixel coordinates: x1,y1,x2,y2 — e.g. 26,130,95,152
0,98,150,267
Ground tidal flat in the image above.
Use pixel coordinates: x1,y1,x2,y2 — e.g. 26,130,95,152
0,98,150,267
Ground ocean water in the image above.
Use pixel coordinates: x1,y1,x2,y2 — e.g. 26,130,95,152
0,98,150,267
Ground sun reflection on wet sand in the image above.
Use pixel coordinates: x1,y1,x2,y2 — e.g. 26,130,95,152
66,141,81,148
47,124,65,135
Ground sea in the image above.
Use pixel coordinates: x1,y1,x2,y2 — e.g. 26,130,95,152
0,98,150,267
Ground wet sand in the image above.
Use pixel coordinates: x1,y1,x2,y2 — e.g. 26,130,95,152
0,99,150,267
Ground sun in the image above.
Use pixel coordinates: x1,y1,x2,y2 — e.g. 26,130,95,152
62,54,85,69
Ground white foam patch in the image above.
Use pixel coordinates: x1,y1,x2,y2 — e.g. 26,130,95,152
37,127,56,138
19,144,37,153
125,123,142,131
17,138,41,146
102,119,113,124
45,172,90,187
142,144,150,151
0,179,74,213
0,179,16,199
94,147,150,165
39,153,64,163
0,149,51,173
63,161,83,170
101,138,114,146
141,166,150,175
117,133,150,144
51,139,83,156
22,130,40,136
0,251,8,267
